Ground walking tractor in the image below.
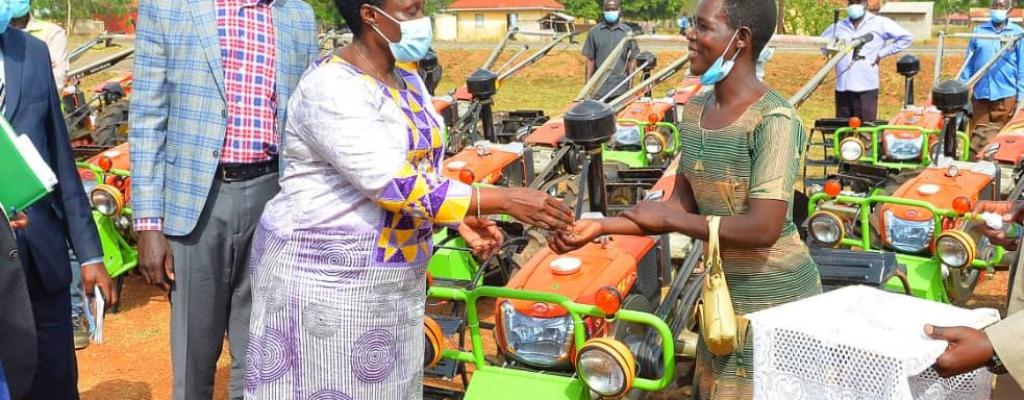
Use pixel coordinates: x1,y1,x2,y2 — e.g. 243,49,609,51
527,50,697,213
75,143,138,283
806,80,1006,305
424,99,711,400
423,284,676,400
809,32,1021,195
64,46,136,148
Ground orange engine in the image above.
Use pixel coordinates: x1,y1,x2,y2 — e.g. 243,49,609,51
504,235,654,318
878,106,944,157
980,109,1024,164
878,163,996,243
441,144,523,185
89,142,132,171
523,117,566,147
617,100,674,124
671,78,702,105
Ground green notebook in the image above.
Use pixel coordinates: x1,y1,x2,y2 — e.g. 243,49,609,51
0,116,57,214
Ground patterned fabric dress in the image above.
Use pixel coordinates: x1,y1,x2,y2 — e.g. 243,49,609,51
245,56,471,399
677,90,823,399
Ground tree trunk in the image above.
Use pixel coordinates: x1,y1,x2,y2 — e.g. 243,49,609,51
66,0,73,33
777,0,787,34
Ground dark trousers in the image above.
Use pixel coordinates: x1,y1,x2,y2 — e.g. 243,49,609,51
970,97,1018,155
22,252,78,400
169,172,278,400
835,90,879,122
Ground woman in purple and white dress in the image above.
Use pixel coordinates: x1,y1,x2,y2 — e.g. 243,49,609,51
243,0,574,398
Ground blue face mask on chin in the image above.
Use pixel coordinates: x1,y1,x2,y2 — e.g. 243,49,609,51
370,7,434,63
991,9,1009,24
698,30,741,86
603,10,620,24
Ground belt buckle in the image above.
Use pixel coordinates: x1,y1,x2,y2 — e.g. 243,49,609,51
220,166,242,182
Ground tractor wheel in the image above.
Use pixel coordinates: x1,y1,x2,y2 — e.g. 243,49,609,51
538,174,582,212
92,101,130,147
613,294,654,400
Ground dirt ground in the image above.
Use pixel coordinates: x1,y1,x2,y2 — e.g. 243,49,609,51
74,45,1002,399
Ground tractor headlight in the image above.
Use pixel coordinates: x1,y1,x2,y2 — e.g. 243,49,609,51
576,338,636,397
883,133,924,160
839,137,865,162
612,125,642,148
643,132,666,154
936,230,976,269
498,301,573,368
90,185,123,216
883,210,933,253
809,211,844,247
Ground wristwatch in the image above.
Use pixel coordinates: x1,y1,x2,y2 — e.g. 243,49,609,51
988,352,1008,375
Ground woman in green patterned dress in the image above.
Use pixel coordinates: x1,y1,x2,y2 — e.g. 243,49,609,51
549,0,821,398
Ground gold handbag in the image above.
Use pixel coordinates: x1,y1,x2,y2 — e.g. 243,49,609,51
696,215,737,356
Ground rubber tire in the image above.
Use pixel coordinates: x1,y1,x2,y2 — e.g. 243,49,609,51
91,100,130,147
538,174,582,212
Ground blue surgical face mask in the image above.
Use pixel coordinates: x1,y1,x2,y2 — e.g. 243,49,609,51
370,7,433,63
847,4,866,20
991,9,1009,24
698,30,741,86
10,0,29,19
604,10,620,24
0,1,12,34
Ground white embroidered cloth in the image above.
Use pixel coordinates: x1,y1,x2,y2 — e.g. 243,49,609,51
747,285,1000,400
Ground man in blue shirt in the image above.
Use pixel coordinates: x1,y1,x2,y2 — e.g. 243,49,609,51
678,15,690,35
960,0,1024,155
820,0,913,122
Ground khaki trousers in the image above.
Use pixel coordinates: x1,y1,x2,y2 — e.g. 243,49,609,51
970,97,1017,155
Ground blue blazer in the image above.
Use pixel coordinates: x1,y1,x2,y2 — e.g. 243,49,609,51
5,28,102,292
129,0,318,236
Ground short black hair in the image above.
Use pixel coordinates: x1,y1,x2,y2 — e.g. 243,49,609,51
721,0,776,60
336,0,386,36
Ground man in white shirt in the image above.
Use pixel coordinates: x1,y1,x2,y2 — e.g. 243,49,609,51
9,0,67,92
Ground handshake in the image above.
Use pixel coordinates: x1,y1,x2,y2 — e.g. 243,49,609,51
457,187,583,259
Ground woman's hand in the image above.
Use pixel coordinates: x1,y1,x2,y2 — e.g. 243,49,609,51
498,188,574,231
973,200,1023,249
548,220,603,254
620,201,674,234
458,216,504,259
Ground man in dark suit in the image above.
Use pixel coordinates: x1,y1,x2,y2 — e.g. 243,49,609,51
0,210,34,399
1,19,117,398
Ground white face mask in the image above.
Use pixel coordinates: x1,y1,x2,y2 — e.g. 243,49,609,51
369,6,434,63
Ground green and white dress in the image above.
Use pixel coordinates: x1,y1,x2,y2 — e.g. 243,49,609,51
678,89,823,399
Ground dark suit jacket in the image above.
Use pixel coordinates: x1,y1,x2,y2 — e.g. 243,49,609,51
4,28,102,293
0,212,36,398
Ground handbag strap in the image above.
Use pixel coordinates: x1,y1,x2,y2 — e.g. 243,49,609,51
706,216,723,276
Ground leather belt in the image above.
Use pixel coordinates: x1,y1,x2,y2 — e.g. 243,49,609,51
216,158,279,182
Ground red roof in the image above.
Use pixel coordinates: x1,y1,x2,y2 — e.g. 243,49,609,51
446,0,564,11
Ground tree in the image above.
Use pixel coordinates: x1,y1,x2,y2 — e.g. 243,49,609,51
34,0,131,32
781,0,836,36
621,0,686,21
563,0,602,21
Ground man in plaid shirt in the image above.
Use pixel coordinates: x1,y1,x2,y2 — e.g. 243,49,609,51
129,0,316,398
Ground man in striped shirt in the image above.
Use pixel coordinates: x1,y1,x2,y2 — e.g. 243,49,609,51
130,0,317,398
